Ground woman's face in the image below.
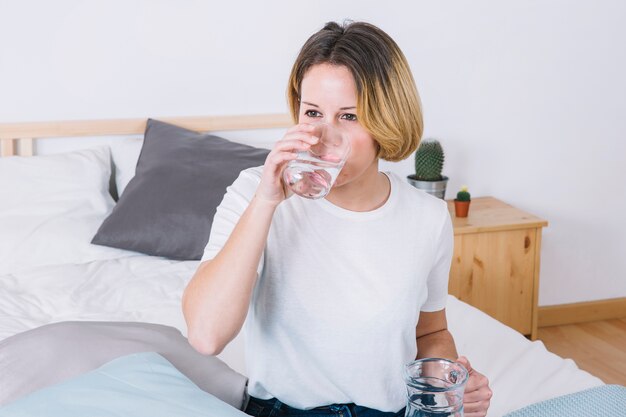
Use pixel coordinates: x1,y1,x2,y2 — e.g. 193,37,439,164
298,63,379,188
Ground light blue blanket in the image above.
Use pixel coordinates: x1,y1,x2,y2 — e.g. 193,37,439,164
503,384,626,417
0,352,247,417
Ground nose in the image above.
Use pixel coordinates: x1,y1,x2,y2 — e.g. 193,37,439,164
324,117,343,130
321,117,334,126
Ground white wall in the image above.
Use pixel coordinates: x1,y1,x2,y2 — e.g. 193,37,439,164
1,0,625,306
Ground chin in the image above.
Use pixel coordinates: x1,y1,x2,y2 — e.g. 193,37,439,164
333,173,350,188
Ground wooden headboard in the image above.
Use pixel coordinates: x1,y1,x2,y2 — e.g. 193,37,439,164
0,113,292,157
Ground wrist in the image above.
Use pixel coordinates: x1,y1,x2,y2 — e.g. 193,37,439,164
250,194,281,212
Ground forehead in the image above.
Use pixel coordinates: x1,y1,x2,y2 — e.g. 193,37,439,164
300,63,357,108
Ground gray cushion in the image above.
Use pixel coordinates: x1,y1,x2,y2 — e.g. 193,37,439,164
92,119,269,260
0,321,248,409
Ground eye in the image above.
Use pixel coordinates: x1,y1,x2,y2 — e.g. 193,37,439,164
341,113,358,122
304,110,322,118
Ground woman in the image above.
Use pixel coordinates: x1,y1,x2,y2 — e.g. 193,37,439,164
183,21,492,417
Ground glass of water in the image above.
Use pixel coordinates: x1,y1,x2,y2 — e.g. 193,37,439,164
404,358,469,417
282,122,351,199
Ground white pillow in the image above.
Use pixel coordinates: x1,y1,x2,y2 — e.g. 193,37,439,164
0,147,136,274
110,137,143,198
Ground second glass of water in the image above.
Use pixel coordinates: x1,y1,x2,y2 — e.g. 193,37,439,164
404,358,469,417
283,122,351,199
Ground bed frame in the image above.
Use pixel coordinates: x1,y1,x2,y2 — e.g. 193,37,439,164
0,113,292,157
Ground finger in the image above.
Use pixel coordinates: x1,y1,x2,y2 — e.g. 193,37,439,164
464,373,490,393
282,180,294,198
280,129,320,145
279,130,305,142
283,124,320,138
273,138,314,153
286,123,316,134
464,412,488,417
280,124,312,140
463,399,491,415
265,150,299,171
464,385,493,403
464,374,479,392
456,356,473,373
267,145,309,164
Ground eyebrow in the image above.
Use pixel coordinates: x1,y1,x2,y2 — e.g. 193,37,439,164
301,101,356,111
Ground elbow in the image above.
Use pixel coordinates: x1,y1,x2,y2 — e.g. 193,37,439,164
182,291,223,355
187,327,226,356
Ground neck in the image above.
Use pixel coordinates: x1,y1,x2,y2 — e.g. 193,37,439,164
325,161,391,212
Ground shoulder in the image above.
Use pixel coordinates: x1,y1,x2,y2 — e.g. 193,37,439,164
214,165,264,211
235,165,264,184
387,171,449,219
227,166,263,194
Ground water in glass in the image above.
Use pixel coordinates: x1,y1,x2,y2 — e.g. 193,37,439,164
404,358,468,417
282,123,350,199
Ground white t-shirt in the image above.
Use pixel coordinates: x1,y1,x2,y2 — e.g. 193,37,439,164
201,166,453,412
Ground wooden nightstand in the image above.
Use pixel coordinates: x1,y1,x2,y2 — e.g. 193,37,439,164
446,197,548,339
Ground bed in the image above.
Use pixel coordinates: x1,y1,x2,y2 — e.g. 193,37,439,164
0,114,621,416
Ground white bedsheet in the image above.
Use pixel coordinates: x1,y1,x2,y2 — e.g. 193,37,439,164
0,255,603,416
446,295,603,416
0,256,196,342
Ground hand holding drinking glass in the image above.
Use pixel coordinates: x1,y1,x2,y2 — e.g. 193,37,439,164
404,358,469,417
282,122,351,199
456,356,492,417
255,124,320,206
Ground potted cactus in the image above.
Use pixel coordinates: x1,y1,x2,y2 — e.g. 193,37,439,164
407,139,449,199
454,185,471,217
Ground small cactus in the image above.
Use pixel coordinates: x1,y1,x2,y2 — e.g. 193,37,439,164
456,185,471,201
413,139,444,181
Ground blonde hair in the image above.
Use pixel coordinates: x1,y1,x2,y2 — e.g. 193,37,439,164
287,21,423,162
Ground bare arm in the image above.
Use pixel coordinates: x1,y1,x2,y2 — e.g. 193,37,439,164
182,124,318,355
182,196,278,355
415,309,458,360
415,309,492,417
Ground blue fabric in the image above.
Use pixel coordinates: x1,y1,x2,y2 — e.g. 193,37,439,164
244,396,405,417
503,385,626,417
0,352,247,417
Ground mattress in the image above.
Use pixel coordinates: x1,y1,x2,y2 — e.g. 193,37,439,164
0,253,603,417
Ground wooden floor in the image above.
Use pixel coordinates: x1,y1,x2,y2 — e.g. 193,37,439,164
536,318,626,385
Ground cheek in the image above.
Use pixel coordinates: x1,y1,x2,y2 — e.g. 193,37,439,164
347,135,378,165
338,134,378,177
